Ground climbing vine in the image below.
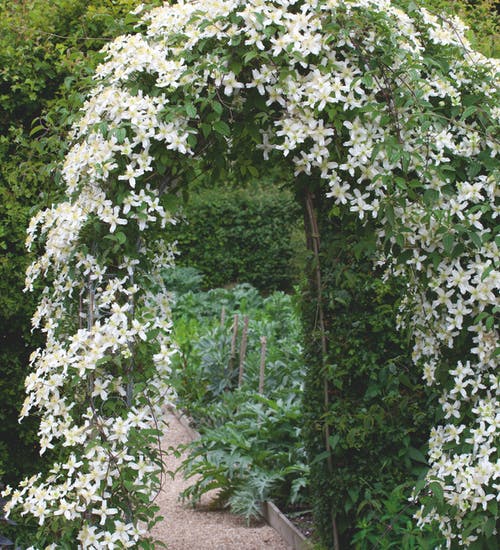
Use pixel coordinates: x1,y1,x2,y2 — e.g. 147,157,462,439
3,0,498,547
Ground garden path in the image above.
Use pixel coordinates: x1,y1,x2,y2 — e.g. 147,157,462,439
151,411,290,549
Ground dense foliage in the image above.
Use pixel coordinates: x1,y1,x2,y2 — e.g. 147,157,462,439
301,210,443,547
418,0,498,57
1,0,498,548
172,187,301,291
0,0,143,485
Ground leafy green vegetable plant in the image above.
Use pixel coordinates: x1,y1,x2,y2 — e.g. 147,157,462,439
167,279,308,520
180,393,308,520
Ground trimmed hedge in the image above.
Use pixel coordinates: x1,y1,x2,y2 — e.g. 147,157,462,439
172,187,302,292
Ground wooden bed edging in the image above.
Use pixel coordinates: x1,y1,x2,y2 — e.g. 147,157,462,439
261,501,311,550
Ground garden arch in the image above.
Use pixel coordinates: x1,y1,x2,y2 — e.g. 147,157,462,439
6,1,498,548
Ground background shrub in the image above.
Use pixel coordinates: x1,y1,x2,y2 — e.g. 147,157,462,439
300,194,441,548
172,187,302,292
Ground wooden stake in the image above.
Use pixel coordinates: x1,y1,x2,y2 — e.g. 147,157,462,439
229,313,239,373
258,336,267,394
238,316,249,387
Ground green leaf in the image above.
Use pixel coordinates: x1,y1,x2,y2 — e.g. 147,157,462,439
467,161,482,178
29,124,44,136
385,204,395,226
485,315,494,331
201,123,211,138
461,105,477,121
328,434,340,451
483,517,495,538
114,231,126,245
361,74,374,88
247,165,258,178
212,101,223,115
113,127,127,143
311,450,332,465
185,103,197,118
96,355,112,366
213,120,230,136
487,499,498,516
468,230,482,249
442,233,454,255
395,177,407,191
347,486,359,504
423,189,440,206
407,447,428,465
429,481,443,502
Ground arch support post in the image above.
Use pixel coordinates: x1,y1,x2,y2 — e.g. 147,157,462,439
301,186,340,550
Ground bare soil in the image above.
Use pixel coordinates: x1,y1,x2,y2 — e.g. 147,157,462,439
151,412,290,549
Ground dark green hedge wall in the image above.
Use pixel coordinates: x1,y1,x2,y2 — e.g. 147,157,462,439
172,187,302,292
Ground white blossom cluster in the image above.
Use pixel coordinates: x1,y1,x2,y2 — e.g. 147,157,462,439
4,7,180,547
5,239,176,547
5,0,498,547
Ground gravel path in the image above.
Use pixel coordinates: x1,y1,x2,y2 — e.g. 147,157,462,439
151,411,290,549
